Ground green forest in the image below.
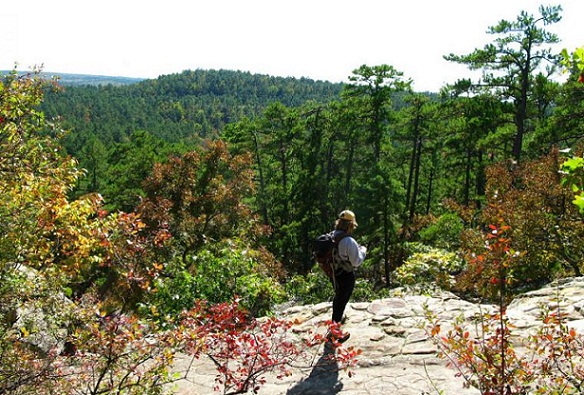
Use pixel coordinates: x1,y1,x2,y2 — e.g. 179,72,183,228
3,4,584,394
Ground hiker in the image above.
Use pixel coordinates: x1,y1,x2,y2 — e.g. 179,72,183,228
327,209,367,343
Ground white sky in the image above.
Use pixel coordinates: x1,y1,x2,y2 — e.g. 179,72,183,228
1,0,582,92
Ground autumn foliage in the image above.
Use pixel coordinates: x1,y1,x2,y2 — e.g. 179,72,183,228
137,140,262,261
452,151,584,300
1,70,359,394
176,300,360,394
427,219,584,394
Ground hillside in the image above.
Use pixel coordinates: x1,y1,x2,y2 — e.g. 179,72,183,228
40,69,344,149
46,72,145,86
1,70,144,86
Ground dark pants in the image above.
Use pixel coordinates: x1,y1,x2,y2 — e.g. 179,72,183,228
331,269,355,323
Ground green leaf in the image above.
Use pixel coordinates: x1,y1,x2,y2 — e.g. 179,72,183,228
573,195,584,214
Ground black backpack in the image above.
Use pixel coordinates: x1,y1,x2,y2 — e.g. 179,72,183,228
313,231,350,278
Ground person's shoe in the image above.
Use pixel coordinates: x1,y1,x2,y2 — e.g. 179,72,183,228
326,329,351,344
337,331,350,343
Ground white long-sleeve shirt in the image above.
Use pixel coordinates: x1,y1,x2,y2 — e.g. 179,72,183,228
333,230,367,268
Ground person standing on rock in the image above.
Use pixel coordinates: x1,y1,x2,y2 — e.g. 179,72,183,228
327,209,367,343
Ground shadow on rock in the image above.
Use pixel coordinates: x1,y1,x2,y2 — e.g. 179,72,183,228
287,343,343,395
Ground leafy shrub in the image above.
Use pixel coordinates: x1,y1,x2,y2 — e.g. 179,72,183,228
177,299,361,394
285,270,331,305
393,246,465,292
352,278,390,301
401,241,436,257
285,268,389,306
237,273,286,316
418,212,465,250
478,152,584,289
145,240,285,320
58,301,175,395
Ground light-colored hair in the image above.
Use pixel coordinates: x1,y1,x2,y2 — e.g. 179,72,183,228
335,219,354,233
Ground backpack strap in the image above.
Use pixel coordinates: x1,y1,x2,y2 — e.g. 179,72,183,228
333,231,349,244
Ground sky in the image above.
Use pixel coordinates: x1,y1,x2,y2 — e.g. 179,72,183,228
1,0,582,92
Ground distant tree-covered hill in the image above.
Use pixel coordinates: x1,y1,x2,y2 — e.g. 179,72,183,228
1,70,144,86
40,69,344,152
49,72,145,86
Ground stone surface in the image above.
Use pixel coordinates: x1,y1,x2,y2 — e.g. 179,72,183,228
169,277,584,394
